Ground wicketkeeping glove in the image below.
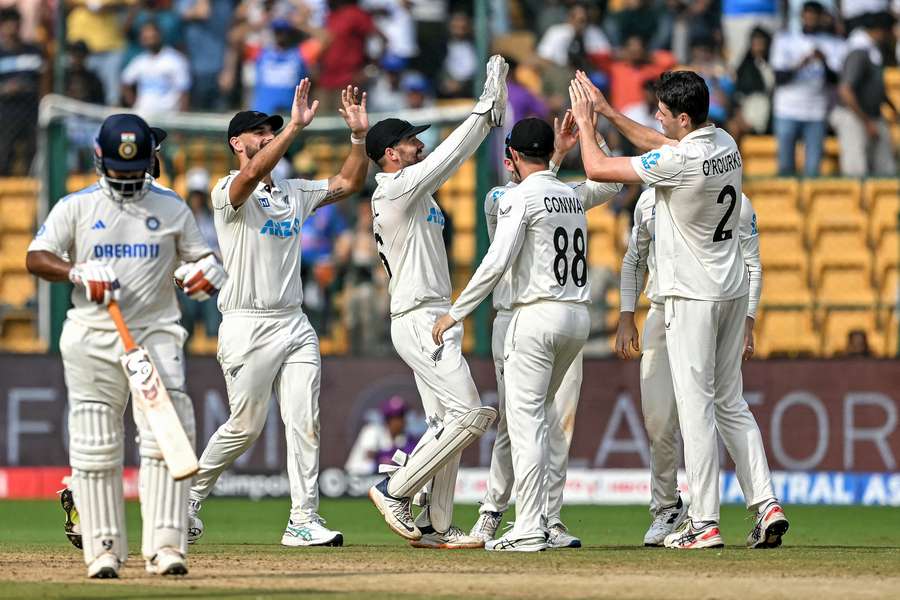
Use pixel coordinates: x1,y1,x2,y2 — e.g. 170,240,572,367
68,261,120,306
174,255,227,301
472,54,509,128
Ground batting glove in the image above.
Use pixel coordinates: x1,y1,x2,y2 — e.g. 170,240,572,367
174,255,227,301
69,261,121,306
472,54,509,128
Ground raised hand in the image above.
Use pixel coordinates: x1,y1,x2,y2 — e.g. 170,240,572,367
338,85,369,137
575,70,613,117
291,78,319,128
553,110,579,156
568,79,595,130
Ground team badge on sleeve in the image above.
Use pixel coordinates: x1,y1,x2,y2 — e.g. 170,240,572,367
640,150,661,170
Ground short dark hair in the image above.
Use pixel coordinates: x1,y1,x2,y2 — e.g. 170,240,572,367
802,1,825,14
654,71,709,127
0,7,21,23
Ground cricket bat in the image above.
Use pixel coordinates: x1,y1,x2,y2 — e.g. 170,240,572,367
108,301,199,481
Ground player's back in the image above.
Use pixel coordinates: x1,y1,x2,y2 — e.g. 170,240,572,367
506,171,590,307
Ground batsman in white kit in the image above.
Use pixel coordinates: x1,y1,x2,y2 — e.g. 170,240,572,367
615,188,763,546
188,80,370,547
433,117,592,552
469,112,621,549
26,113,226,578
569,70,788,549
365,55,508,549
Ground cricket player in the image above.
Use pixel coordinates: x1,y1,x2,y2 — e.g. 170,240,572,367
615,188,762,546
26,113,225,578
568,70,788,549
365,55,507,549
433,117,592,552
469,112,621,549
188,80,369,547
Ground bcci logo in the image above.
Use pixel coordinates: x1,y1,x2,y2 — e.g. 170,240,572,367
118,132,137,159
146,216,160,231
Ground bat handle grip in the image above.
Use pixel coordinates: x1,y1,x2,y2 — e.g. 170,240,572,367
108,300,137,351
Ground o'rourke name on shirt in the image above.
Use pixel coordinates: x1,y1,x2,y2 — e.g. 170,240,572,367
543,196,585,214
702,151,743,177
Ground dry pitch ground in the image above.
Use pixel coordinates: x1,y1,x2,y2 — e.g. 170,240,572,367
1,500,898,599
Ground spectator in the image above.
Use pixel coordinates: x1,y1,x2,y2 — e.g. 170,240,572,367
120,20,191,115
606,0,663,48
506,57,550,124
367,53,408,112
655,0,719,64
178,168,222,341
64,40,104,104
840,0,891,33
344,200,389,355
66,0,129,105
537,2,611,71
301,202,351,334
317,0,379,112
607,34,676,113
122,0,183,69
438,11,477,98
0,0,41,44
721,0,779,68
0,7,43,175
345,396,416,475
401,71,438,148
363,0,417,64
845,329,872,357
177,0,232,110
831,11,898,177
733,26,774,136
688,36,735,126
622,79,662,136
408,0,447,81
251,19,309,115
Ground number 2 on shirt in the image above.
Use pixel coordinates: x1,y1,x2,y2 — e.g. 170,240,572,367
713,185,737,243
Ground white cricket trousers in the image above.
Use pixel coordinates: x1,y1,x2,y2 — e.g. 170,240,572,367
390,302,481,532
664,295,775,523
191,309,322,523
504,301,589,541
639,303,680,514
60,320,195,566
481,309,583,526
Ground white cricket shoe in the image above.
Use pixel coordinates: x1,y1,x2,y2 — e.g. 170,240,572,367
145,547,188,576
644,496,688,547
485,535,548,552
281,516,344,547
410,525,484,549
548,522,582,549
747,501,789,549
470,510,503,542
368,478,421,540
87,552,121,579
663,519,724,549
187,499,203,545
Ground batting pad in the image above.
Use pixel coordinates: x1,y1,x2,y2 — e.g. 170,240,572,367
387,406,497,499
140,457,189,559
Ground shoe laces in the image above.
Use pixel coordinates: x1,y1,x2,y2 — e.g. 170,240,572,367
390,496,414,524
445,525,466,539
474,512,502,536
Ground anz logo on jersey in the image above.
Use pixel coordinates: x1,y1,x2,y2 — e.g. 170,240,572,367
260,217,301,238
426,207,445,226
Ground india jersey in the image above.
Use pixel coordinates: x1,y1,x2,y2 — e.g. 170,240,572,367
450,170,591,321
212,172,328,313
372,112,492,317
630,125,747,301
28,182,210,330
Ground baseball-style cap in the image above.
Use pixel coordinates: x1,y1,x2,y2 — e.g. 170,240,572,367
227,110,284,152
507,117,554,157
366,118,431,162
380,395,408,420
96,113,155,171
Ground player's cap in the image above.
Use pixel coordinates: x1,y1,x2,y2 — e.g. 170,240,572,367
507,117,554,157
380,395,408,419
96,113,156,171
366,118,431,162
227,110,284,152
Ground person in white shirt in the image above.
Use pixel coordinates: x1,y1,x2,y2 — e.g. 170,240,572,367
537,2,611,68
188,80,369,548
616,188,762,546
468,112,621,550
568,70,788,549
365,56,507,550
120,20,190,115
26,113,225,579
345,396,411,475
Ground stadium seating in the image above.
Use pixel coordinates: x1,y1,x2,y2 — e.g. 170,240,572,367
821,308,883,357
756,308,819,357
864,179,900,245
758,230,807,273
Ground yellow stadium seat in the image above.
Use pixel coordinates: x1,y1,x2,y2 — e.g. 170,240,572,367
756,308,818,357
816,266,876,307
0,233,31,271
802,179,865,241
0,310,45,353
800,178,862,210
66,173,96,193
440,190,475,232
0,177,38,195
452,230,475,266
761,267,812,305
491,31,536,63
589,231,619,270
810,230,871,282
586,204,616,236
880,269,897,306
740,135,777,177
0,196,36,232
886,67,900,107
743,178,802,232
819,136,841,176
759,230,807,273
885,310,898,357
875,231,899,290
864,179,900,244
0,269,34,307
822,308,882,357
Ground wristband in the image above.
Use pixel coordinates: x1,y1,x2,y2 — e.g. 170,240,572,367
350,134,366,145
549,159,561,174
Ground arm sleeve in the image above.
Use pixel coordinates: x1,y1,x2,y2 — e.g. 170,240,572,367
177,208,214,263
27,197,76,256
569,179,622,211
629,144,685,189
288,178,329,223
210,175,243,223
739,194,762,319
841,50,867,88
120,56,140,85
619,199,649,313
449,192,528,322
483,187,507,243
173,53,192,91
381,113,491,211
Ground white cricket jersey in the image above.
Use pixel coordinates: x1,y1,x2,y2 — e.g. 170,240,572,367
450,170,591,322
620,189,762,317
212,172,328,314
28,182,210,330
372,112,492,317
485,177,621,311
630,125,748,301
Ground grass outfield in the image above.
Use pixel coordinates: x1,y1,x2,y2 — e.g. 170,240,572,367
1,499,899,599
